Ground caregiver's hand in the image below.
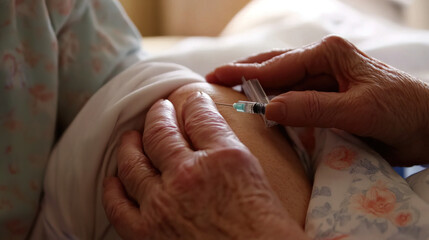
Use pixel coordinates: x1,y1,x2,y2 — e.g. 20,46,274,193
207,35,429,166
102,92,308,240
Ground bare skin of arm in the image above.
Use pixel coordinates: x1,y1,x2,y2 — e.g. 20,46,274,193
167,82,312,227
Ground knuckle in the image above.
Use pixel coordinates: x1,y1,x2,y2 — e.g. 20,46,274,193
117,133,141,160
117,153,141,181
184,107,235,139
210,147,256,168
168,148,256,193
143,122,179,150
185,118,228,139
321,36,369,81
144,132,186,162
134,172,156,197
185,105,225,129
303,91,323,122
105,200,128,226
172,159,203,189
322,35,347,45
321,35,353,53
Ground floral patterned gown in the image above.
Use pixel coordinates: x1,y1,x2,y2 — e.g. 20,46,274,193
288,127,429,240
0,0,142,238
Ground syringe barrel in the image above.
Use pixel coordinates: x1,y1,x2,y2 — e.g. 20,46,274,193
233,101,266,114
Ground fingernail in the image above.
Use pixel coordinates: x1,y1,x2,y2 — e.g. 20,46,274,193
266,102,286,122
157,98,172,107
155,98,166,105
185,91,212,104
185,91,202,103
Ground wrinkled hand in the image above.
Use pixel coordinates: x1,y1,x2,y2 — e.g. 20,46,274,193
207,35,429,166
102,92,308,240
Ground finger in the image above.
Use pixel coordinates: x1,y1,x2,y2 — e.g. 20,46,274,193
205,50,288,86
206,42,330,88
267,90,379,137
181,91,245,150
207,36,361,90
117,131,160,202
143,99,194,172
234,49,288,64
205,47,328,88
102,177,147,240
266,91,350,129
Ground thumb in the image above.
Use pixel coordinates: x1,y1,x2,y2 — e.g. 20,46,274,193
266,91,350,129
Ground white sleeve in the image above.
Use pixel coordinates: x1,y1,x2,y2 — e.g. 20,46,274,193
31,61,204,239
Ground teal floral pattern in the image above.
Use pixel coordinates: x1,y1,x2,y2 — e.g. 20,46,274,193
0,0,142,238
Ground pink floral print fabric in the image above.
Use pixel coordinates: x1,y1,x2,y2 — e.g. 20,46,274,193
288,127,429,240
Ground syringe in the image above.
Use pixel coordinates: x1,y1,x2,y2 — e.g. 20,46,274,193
215,101,267,115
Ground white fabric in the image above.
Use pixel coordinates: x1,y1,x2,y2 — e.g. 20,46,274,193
32,62,203,239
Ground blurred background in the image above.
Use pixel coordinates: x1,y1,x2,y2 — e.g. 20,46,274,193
118,0,251,36
118,0,429,56
119,0,428,38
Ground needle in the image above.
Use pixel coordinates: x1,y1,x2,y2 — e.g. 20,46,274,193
214,102,233,107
